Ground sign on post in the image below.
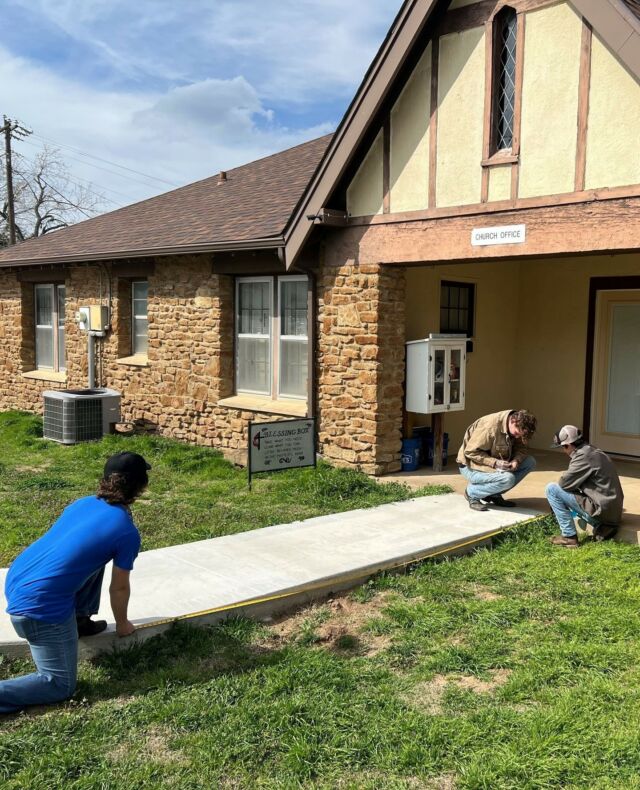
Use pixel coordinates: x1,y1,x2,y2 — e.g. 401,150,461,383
248,418,316,489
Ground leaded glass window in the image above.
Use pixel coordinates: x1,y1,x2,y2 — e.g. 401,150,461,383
493,7,517,152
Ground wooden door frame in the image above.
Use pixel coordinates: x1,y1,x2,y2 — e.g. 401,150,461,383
583,276,640,442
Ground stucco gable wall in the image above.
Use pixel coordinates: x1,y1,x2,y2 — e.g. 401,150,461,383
518,2,583,198
585,30,640,189
345,0,640,219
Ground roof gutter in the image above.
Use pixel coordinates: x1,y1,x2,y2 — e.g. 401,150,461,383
0,236,286,269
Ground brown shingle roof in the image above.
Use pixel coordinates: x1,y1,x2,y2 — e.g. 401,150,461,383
624,0,640,18
0,133,333,267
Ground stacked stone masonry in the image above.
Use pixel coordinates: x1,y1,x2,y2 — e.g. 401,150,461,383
0,250,406,474
317,236,406,475
1,256,282,465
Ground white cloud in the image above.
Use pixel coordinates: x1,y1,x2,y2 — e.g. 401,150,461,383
1,1,398,210
0,46,332,209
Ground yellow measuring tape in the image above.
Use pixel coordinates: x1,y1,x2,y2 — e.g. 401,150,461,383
135,524,517,632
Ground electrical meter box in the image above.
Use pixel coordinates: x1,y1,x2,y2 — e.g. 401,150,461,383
89,305,110,332
406,334,467,414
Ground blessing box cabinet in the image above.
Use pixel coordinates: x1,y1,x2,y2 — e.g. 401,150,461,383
405,335,467,414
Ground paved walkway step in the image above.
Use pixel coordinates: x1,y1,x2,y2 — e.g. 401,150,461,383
0,494,541,658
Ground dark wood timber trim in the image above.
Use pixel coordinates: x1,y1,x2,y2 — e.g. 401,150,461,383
583,276,640,442
383,118,391,214
349,182,640,226
575,19,593,192
285,0,445,268
429,37,440,209
436,0,562,37
482,153,519,167
511,11,526,198
112,259,156,278
212,250,285,275
16,268,67,283
363,196,640,265
481,19,494,203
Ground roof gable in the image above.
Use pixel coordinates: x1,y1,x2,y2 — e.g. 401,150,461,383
284,0,640,267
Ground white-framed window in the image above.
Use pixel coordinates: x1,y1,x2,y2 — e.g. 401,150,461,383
278,277,308,399
132,280,148,355
235,275,308,400
35,283,66,371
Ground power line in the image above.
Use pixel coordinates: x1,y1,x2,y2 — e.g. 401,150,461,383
30,131,180,188
20,137,171,192
16,149,126,208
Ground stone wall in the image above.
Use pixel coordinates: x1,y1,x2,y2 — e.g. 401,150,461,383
0,256,282,464
0,246,407,474
317,233,406,475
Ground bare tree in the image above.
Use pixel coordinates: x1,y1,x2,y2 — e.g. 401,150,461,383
1,145,105,244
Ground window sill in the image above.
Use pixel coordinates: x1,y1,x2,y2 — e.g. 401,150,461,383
481,152,519,168
22,369,67,383
218,395,308,417
116,355,149,367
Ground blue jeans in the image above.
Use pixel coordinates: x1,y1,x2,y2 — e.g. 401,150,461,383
460,455,536,501
545,483,598,537
0,567,104,714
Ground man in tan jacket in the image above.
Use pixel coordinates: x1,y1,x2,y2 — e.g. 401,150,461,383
457,409,538,511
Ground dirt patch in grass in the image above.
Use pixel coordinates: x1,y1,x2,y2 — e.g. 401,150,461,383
15,463,51,473
404,675,450,715
404,669,513,714
325,771,457,789
468,584,502,601
454,669,512,693
264,592,394,655
107,725,187,766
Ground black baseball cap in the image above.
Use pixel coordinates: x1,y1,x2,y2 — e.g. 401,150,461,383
103,452,151,487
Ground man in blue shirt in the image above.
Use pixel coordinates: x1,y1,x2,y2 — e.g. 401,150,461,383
1,451,150,714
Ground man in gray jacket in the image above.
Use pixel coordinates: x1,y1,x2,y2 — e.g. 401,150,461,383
546,425,624,548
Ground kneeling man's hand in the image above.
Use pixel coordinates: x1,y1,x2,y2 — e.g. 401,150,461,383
116,620,136,637
496,460,518,471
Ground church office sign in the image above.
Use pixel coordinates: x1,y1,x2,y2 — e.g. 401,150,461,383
471,224,526,247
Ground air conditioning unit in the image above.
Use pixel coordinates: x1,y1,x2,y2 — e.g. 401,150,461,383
43,388,121,444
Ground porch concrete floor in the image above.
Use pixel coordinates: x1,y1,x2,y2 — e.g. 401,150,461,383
384,449,640,544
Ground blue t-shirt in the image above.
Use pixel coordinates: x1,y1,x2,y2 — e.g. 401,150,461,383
5,495,141,623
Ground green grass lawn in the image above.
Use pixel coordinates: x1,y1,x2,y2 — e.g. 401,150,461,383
2,412,640,788
0,411,447,567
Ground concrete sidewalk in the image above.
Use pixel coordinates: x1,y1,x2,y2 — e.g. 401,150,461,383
0,493,540,659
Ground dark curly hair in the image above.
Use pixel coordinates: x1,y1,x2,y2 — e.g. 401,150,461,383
97,472,147,506
511,410,537,439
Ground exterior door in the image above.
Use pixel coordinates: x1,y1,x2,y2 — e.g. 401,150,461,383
591,289,640,456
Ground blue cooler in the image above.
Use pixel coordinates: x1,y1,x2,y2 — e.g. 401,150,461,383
401,438,421,471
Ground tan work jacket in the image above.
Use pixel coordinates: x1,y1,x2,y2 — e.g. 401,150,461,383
456,410,529,472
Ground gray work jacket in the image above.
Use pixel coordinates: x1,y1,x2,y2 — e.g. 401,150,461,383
559,444,624,525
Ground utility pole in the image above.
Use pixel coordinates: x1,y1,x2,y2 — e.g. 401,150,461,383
1,116,32,245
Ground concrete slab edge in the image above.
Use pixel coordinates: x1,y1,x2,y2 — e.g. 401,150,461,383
1,528,509,660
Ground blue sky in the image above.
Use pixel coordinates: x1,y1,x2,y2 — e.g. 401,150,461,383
1,0,398,209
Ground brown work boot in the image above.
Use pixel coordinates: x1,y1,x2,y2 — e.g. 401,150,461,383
550,534,579,549
464,489,488,512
